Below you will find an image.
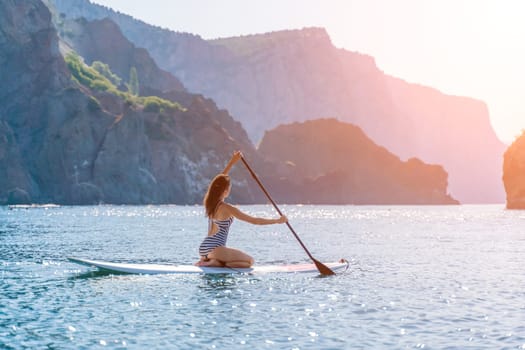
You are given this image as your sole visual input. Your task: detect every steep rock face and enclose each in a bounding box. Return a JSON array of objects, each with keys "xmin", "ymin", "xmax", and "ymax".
[
  {"xmin": 0, "ymin": 121, "xmax": 33, "ymax": 204},
  {"xmin": 53, "ymin": 16, "xmax": 255, "ymax": 170},
  {"xmin": 48, "ymin": 0, "xmax": 232, "ymax": 83},
  {"xmin": 57, "ymin": 16, "xmax": 259, "ymax": 203},
  {"xmin": 503, "ymin": 132, "xmax": 525, "ymax": 209},
  {"xmin": 258, "ymin": 119, "xmax": 458, "ymax": 204},
  {"xmin": 0, "ymin": 0, "xmax": 70, "ymax": 203},
  {"xmin": 384, "ymin": 76, "xmax": 506, "ymax": 203},
  {"xmin": 48, "ymin": 0, "xmax": 506, "ymax": 204},
  {"xmin": 211, "ymin": 35, "xmax": 505, "ymax": 204},
  {"xmin": 58, "ymin": 17, "xmax": 186, "ymax": 95},
  {"xmin": 0, "ymin": 0, "xmax": 259, "ymax": 205}
]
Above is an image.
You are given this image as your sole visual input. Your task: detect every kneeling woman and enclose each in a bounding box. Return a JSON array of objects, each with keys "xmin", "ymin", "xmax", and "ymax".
[{"xmin": 197, "ymin": 151, "xmax": 287, "ymax": 268}]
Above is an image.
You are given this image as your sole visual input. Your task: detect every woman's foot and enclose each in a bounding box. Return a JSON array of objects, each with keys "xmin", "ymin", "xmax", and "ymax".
[{"xmin": 195, "ymin": 258, "xmax": 224, "ymax": 267}]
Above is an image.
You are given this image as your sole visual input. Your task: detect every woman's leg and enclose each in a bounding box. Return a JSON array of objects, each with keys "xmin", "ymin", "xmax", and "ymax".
[{"xmin": 207, "ymin": 246, "xmax": 254, "ymax": 268}]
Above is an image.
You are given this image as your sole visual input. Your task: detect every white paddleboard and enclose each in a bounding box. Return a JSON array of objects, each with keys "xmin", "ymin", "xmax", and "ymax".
[{"xmin": 68, "ymin": 257, "xmax": 348, "ymax": 275}]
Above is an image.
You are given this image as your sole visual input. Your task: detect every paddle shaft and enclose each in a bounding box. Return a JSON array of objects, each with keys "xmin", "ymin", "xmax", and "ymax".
[{"xmin": 240, "ymin": 156, "xmax": 335, "ymax": 275}]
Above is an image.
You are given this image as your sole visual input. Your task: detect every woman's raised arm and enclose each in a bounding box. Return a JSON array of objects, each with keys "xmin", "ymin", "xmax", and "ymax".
[{"xmin": 221, "ymin": 151, "xmax": 242, "ymax": 175}]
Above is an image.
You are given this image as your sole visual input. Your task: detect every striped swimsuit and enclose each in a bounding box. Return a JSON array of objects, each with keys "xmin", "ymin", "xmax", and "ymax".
[{"xmin": 199, "ymin": 217, "xmax": 234, "ymax": 257}]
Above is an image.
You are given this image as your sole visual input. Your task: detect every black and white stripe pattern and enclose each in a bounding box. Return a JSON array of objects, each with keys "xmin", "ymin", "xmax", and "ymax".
[{"xmin": 199, "ymin": 217, "xmax": 234, "ymax": 256}]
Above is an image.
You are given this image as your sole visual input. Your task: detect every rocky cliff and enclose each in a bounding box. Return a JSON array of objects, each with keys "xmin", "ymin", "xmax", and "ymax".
[
  {"xmin": 0, "ymin": 0, "xmax": 69, "ymax": 203},
  {"xmin": 258, "ymin": 119, "xmax": 458, "ymax": 204},
  {"xmin": 57, "ymin": 17, "xmax": 186, "ymax": 96},
  {"xmin": 0, "ymin": 0, "xmax": 490, "ymax": 206},
  {"xmin": 53, "ymin": 16, "xmax": 254, "ymax": 154},
  {"xmin": 503, "ymin": 132, "xmax": 525, "ymax": 209},
  {"xmin": 48, "ymin": 0, "xmax": 507, "ymax": 204},
  {"xmin": 46, "ymin": 14, "xmax": 459, "ymax": 205},
  {"xmin": 0, "ymin": 0, "xmax": 259, "ymax": 205},
  {"xmin": 384, "ymin": 76, "xmax": 506, "ymax": 203}
]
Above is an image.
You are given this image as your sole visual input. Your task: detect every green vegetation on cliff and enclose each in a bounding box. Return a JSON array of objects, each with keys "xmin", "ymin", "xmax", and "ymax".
[
  {"xmin": 66, "ymin": 51, "xmax": 117, "ymax": 93},
  {"xmin": 64, "ymin": 52, "xmax": 184, "ymax": 113},
  {"xmin": 92, "ymin": 61, "xmax": 122, "ymax": 86}
]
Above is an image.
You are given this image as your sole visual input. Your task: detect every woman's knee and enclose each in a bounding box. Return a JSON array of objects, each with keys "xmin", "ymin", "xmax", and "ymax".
[
  {"xmin": 236, "ymin": 250, "xmax": 254, "ymax": 264},
  {"xmin": 241, "ymin": 254, "xmax": 254, "ymax": 266}
]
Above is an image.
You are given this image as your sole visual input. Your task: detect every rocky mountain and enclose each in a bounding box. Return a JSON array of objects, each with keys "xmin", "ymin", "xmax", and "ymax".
[
  {"xmin": 0, "ymin": 0, "xmax": 466, "ymax": 206},
  {"xmin": 54, "ymin": 16, "xmax": 254, "ymax": 154},
  {"xmin": 56, "ymin": 17, "xmax": 186, "ymax": 97},
  {"xmin": 48, "ymin": 13, "xmax": 460, "ymax": 205},
  {"xmin": 48, "ymin": 0, "xmax": 507, "ymax": 204},
  {"xmin": 0, "ymin": 0, "xmax": 260, "ymax": 205},
  {"xmin": 503, "ymin": 132, "xmax": 525, "ymax": 209},
  {"xmin": 258, "ymin": 119, "xmax": 458, "ymax": 204},
  {"xmin": 384, "ymin": 76, "xmax": 506, "ymax": 203}
]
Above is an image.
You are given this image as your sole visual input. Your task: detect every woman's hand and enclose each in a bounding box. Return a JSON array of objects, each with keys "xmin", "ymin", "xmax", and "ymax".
[
  {"xmin": 222, "ymin": 151, "xmax": 243, "ymax": 175},
  {"xmin": 231, "ymin": 150, "xmax": 242, "ymax": 163}
]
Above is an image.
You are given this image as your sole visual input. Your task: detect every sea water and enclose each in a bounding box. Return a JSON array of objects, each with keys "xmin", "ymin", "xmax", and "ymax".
[{"xmin": 1, "ymin": 204, "xmax": 524, "ymax": 349}]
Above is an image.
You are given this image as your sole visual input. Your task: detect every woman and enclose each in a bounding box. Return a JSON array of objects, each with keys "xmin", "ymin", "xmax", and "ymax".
[{"xmin": 196, "ymin": 151, "xmax": 287, "ymax": 268}]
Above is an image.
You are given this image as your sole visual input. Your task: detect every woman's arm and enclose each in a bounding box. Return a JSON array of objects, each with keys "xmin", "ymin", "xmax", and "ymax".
[
  {"xmin": 224, "ymin": 203, "xmax": 287, "ymax": 225},
  {"xmin": 222, "ymin": 151, "xmax": 242, "ymax": 175}
]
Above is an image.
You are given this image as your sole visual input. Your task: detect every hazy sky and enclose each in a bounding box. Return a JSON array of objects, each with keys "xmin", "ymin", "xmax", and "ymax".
[{"xmin": 91, "ymin": 0, "xmax": 525, "ymax": 144}]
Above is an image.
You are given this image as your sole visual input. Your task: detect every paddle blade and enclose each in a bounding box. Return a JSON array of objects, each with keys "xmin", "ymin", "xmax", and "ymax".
[{"xmin": 314, "ymin": 259, "xmax": 336, "ymax": 276}]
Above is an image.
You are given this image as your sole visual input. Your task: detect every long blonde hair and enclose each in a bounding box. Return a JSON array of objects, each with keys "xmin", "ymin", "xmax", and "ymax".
[{"xmin": 203, "ymin": 174, "xmax": 230, "ymax": 217}]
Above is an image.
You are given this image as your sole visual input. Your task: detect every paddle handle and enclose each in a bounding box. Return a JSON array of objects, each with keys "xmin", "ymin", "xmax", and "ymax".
[{"xmin": 240, "ymin": 156, "xmax": 335, "ymax": 276}]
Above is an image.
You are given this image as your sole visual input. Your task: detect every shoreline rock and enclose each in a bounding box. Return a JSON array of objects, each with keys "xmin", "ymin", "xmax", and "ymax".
[{"xmin": 503, "ymin": 132, "xmax": 525, "ymax": 209}]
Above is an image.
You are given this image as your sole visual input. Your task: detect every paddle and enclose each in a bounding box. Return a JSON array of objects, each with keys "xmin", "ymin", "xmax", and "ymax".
[{"xmin": 240, "ymin": 156, "xmax": 335, "ymax": 276}]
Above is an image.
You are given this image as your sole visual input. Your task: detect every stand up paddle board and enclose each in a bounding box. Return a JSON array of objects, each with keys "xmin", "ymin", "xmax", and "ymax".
[{"xmin": 68, "ymin": 257, "xmax": 349, "ymax": 275}]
